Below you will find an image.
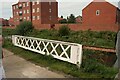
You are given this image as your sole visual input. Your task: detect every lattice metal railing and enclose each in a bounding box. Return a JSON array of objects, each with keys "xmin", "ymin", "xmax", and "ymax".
[{"xmin": 12, "ymin": 35, "xmax": 83, "ymax": 67}]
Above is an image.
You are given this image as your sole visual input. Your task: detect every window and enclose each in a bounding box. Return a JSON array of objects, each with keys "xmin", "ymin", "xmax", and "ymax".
[
  {"xmin": 49, "ymin": 1, "xmax": 51, "ymax": 5},
  {"xmin": 16, "ymin": 5, "xmax": 18, "ymax": 9},
  {"xmin": 24, "ymin": 17, "xmax": 26, "ymax": 20},
  {"xmin": 13, "ymin": 6, "xmax": 15, "ymax": 10},
  {"xmin": 33, "ymin": 1, "xmax": 35, "ymax": 5},
  {"xmin": 37, "ymin": 16, "xmax": 40, "ymax": 20},
  {"xmin": 96, "ymin": 10, "xmax": 100, "ymax": 16},
  {"xmin": 49, "ymin": 16, "xmax": 51, "ymax": 20},
  {"xmin": 27, "ymin": 2, "xmax": 29, "ymax": 6},
  {"xmin": 37, "ymin": 8, "xmax": 39, "ymax": 12},
  {"xmin": 33, "ymin": 9, "xmax": 35, "ymax": 13},
  {"xmin": 16, "ymin": 12, "xmax": 18, "ymax": 15},
  {"xmin": 27, "ymin": 17, "xmax": 30, "ymax": 20},
  {"xmin": 27, "ymin": 10, "xmax": 29, "ymax": 13},
  {"xmin": 37, "ymin": 1, "xmax": 39, "ymax": 4},
  {"xmin": 24, "ymin": 10, "xmax": 26, "ymax": 14},
  {"xmin": 19, "ymin": 11, "xmax": 22, "ymax": 16},
  {"xmin": 20, "ymin": 17, "xmax": 23, "ymax": 22},
  {"xmin": 33, "ymin": 16, "xmax": 35, "ymax": 20},
  {"xmin": 23, "ymin": 3, "xmax": 26, "ymax": 7},
  {"xmin": 49, "ymin": 9, "xmax": 51, "ymax": 13},
  {"xmin": 19, "ymin": 11, "xmax": 22, "ymax": 14},
  {"xmin": 19, "ymin": 4, "xmax": 22, "ymax": 7}
]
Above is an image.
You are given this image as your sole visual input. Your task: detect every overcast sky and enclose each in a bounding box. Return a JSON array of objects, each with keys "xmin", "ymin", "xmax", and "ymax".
[{"xmin": 0, "ymin": 0, "xmax": 119, "ymax": 19}]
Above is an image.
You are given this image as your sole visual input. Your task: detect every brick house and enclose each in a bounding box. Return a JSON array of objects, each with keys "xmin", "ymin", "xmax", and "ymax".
[
  {"xmin": 82, "ymin": 0, "xmax": 120, "ymax": 30},
  {"xmin": 76, "ymin": 16, "xmax": 82, "ymax": 23},
  {"xmin": 0, "ymin": 18, "xmax": 9, "ymax": 26},
  {"xmin": 12, "ymin": 0, "xmax": 58, "ymax": 29},
  {"xmin": 9, "ymin": 17, "xmax": 14, "ymax": 26}
]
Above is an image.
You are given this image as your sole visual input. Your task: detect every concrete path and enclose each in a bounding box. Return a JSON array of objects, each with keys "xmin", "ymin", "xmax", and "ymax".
[{"xmin": 2, "ymin": 49, "xmax": 65, "ymax": 78}]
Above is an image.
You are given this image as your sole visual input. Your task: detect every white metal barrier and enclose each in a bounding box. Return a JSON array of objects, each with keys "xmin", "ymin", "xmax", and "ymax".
[{"xmin": 12, "ymin": 35, "xmax": 83, "ymax": 67}]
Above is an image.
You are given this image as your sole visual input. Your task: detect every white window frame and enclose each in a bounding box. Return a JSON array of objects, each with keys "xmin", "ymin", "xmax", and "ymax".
[
  {"xmin": 96, "ymin": 10, "xmax": 100, "ymax": 16},
  {"xmin": 13, "ymin": 6, "xmax": 15, "ymax": 10},
  {"xmin": 20, "ymin": 17, "xmax": 22, "ymax": 20},
  {"xmin": 49, "ymin": 1, "xmax": 51, "ymax": 5},
  {"xmin": 33, "ymin": 9, "xmax": 35, "ymax": 13},
  {"xmin": 37, "ymin": 1, "xmax": 39, "ymax": 4},
  {"xmin": 37, "ymin": 16, "xmax": 40, "ymax": 20},
  {"xmin": 49, "ymin": 16, "xmax": 52, "ymax": 20},
  {"xmin": 33, "ymin": 1, "xmax": 35, "ymax": 5},
  {"xmin": 16, "ymin": 12, "xmax": 18, "ymax": 15},
  {"xmin": 19, "ymin": 11, "xmax": 22, "ymax": 14},
  {"xmin": 27, "ymin": 17, "xmax": 30, "ymax": 20},
  {"xmin": 19, "ymin": 4, "xmax": 22, "ymax": 7},
  {"xmin": 27, "ymin": 2, "xmax": 29, "ymax": 6},
  {"xmin": 23, "ymin": 10, "xmax": 26, "ymax": 14},
  {"xmin": 27, "ymin": 10, "xmax": 29, "ymax": 13},
  {"xmin": 49, "ymin": 9, "xmax": 51, "ymax": 13},
  {"xmin": 37, "ymin": 8, "xmax": 39, "ymax": 12},
  {"xmin": 24, "ymin": 17, "xmax": 26, "ymax": 20},
  {"xmin": 16, "ymin": 5, "xmax": 18, "ymax": 9},
  {"xmin": 33, "ymin": 16, "xmax": 35, "ymax": 20},
  {"xmin": 23, "ymin": 3, "xmax": 26, "ymax": 7}
]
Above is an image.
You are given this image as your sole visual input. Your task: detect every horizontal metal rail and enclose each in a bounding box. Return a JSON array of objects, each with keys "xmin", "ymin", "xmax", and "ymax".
[{"xmin": 12, "ymin": 35, "xmax": 83, "ymax": 67}]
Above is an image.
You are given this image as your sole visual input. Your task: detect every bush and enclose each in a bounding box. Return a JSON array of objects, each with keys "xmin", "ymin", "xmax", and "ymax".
[
  {"xmin": 59, "ymin": 19, "xmax": 67, "ymax": 24},
  {"xmin": 58, "ymin": 25, "xmax": 70, "ymax": 36},
  {"xmin": 15, "ymin": 21, "xmax": 33, "ymax": 36}
]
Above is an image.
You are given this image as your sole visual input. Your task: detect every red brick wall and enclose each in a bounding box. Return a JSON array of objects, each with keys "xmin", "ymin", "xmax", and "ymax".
[
  {"xmin": 34, "ymin": 24, "xmax": 119, "ymax": 32},
  {"xmin": 82, "ymin": 2, "xmax": 117, "ymax": 25},
  {"xmin": 3, "ymin": 24, "xmax": 119, "ymax": 32}
]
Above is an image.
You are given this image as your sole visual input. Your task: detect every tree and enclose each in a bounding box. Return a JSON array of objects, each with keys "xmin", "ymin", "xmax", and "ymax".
[
  {"xmin": 15, "ymin": 21, "xmax": 33, "ymax": 36},
  {"xmin": 61, "ymin": 16, "xmax": 63, "ymax": 18},
  {"xmin": 67, "ymin": 14, "xmax": 76, "ymax": 23},
  {"xmin": 59, "ymin": 19, "xmax": 67, "ymax": 24}
]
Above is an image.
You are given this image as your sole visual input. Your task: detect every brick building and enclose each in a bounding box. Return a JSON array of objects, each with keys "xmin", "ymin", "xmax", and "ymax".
[
  {"xmin": 12, "ymin": 0, "xmax": 58, "ymax": 29},
  {"xmin": 0, "ymin": 18, "xmax": 9, "ymax": 26},
  {"xmin": 82, "ymin": 0, "xmax": 120, "ymax": 30},
  {"xmin": 9, "ymin": 17, "xmax": 14, "ymax": 26}
]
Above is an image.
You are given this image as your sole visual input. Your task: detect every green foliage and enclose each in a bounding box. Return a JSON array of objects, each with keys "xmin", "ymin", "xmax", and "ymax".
[
  {"xmin": 3, "ymin": 39, "xmax": 118, "ymax": 78},
  {"xmin": 60, "ymin": 16, "xmax": 63, "ymax": 18},
  {"xmin": 2, "ymin": 28, "xmax": 15, "ymax": 37},
  {"xmin": 3, "ymin": 28, "xmax": 116, "ymax": 48},
  {"xmin": 58, "ymin": 25, "xmax": 70, "ymax": 36},
  {"xmin": 67, "ymin": 14, "xmax": 76, "ymax": 23},
  {"xmin": 59, "ymin": 19, "xmax": 67, "ymax": 24},
  {"xmin": 15, "ymin": 21, "xmax": 33, "ymax": 36}
]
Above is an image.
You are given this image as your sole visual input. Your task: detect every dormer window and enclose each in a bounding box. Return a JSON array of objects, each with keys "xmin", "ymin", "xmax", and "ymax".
[{"xmin": 96, "ymin": 10, "xmax": 100, "ymax": 16}]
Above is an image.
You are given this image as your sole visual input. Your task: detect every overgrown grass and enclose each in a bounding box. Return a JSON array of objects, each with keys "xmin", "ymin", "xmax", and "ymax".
[
  {"xmin": 3, "ymin": 39, "xmax": 118, "ymax": 78},
  {"xmin": 3, "ymin": 28, "xmax": 116, "ymax": 48}
]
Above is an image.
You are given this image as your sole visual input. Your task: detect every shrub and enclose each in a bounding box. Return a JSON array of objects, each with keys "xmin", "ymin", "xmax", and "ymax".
[
  {"xmin": 15, "ymin": 21, "xmax": 33, "ymax": 36},
  {"xmin": 59, "ymin": 19, "xmax": 67, "ymax": 24},
  {"xmin": 58, "ymin": 25, "xmax": 70, "ymax": 36}
]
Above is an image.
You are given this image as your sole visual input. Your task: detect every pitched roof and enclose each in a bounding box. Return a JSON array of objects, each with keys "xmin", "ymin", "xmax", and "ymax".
[{"xmin": 82, "ymin": 0, "xmax": 119, "ymax": 10}]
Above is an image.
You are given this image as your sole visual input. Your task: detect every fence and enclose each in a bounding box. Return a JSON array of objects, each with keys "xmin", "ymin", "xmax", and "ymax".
[{"xmin": 12, "ymin": 35, "xmax": 83, "ymax": 67}]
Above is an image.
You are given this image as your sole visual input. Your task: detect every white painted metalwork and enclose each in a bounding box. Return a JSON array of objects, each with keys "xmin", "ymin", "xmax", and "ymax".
[{"xmin": 12, "ymin": 35, "xmax": 83, "ymax": 67}]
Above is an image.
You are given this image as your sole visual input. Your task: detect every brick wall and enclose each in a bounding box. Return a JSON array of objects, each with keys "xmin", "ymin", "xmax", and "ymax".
[
  {"xmin": 3, "ymin": 24, "xmax": 119, "ymax": 32},
  {"xmin": 34, "ymin": 24, "xmax": 119, "ymax": 32},
  {"xmin": 82, "ymin": 2, "xmax": 117, "ymax": 25}
]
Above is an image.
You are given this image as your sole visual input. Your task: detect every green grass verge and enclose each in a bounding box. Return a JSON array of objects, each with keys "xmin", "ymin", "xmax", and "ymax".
[
  {"xmin": 2, "ymin": 28, "xmax": 116, "ymax": 48},
  {"xmin": 3, "ymin": 39, "xmax": 118, "ymax": 78}
]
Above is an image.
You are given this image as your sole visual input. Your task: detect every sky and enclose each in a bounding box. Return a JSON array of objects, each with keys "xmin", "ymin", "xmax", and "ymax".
[{"xmin": 0, "ymin": 0, "xmax": 119, "ymax": 19}]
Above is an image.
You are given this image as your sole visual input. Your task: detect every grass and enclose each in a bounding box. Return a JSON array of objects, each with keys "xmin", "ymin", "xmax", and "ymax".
[
  {"xmin": 3, "ymin": 38, "xmax": 118, "ymax": 78},
  {"xmin": 3, "ymin": 28, "xmax": 116, "ymax": 48}
]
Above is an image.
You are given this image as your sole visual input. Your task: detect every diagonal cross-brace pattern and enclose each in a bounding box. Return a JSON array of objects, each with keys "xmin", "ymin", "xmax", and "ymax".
[{"xmin": 12, "ymin": 35, "xmax": 83, "ymax": 67}]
